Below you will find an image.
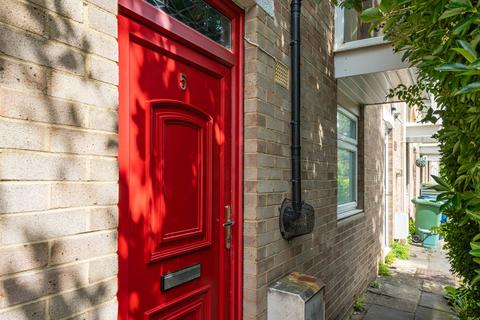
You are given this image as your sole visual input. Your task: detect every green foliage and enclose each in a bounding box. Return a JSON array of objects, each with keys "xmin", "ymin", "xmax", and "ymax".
[
  {"xmin": 353, "ymin": 295, "xmax": 366, "ymax": 312},
  {"xmin": 315, "ymin": 0, "xmax": 363, "ymax": 11},
  {"xmin": 391, "ymin": 241, "xmax": 410, "ymax": 260},
  {"xmin": 385, "ymin": 251, "xmax": 396, "ymax": 265},
  {"xmin": 370, "ymin": 280, "xmax": 380, "ymax": 289},
  {"xmin": 378, "ymin": 262, "xmax": 392, "ymax": 276},
  {"xmin": 353, "ymin": 0, "xmax": 480, "ymax": 316},
  {"xmin": 385, "ymin": 242, "xmax": 410, "ymax": 265},
  {"xmin": 409, "ymin": 219, "xmax": 416, "ymax": 238},
  {"xmin": 445, "ymin": 285, "xmax": 480, "ymax": 319},
  {"xmin": 416, "ymin": 156, "xmax": 427, "ymax": 168}
]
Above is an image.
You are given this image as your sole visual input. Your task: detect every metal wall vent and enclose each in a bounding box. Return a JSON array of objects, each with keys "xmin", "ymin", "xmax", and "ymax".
[{"xmin": 274, "ymin": 61, "xmax": 289, "ymax": 89}]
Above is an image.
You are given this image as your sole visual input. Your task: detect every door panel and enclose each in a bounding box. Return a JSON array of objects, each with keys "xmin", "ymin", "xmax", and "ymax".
[
  {"xmin": 149, "ymin": 103, "xmax": 213, "ymax": 262},
  {"xmin": 119, "ymin": 12, "xmax": 233, "ymax": 319},
  {"xmin": 144, "ymin": 286, "xmax": 211, "ymax": 320}
]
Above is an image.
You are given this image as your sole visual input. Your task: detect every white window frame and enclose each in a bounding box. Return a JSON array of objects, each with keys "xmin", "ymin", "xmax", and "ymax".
[
  {"xmin": 334, "ymin": 6, "xmax": 386, "ymax": 52},
  {"xmin": 337, "ymin": 106, "xmax": 359, "ymax": 220}
]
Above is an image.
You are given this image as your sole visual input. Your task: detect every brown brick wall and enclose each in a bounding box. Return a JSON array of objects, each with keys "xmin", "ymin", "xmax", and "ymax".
[
  {"xmin": 0, "ymin": 0, "xmax": 118, "ymax": 319},
  {"xmin": 241, "ymin": 1, "xmax": 386, "ymax": 319}
]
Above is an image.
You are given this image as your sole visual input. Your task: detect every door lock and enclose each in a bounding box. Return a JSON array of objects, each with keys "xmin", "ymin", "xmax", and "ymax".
[{"xmin": 223, "ymin": 205, "xmax": 234, "ymax": 249}]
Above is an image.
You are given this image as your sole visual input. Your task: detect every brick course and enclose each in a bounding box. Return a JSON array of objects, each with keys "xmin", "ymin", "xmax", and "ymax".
[{"xmin": 0, "ymin": 1, "xmax": 118, "ymax": 319}]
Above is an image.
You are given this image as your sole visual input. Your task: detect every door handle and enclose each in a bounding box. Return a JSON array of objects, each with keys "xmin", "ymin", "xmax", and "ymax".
[{"xmin": 223, "ymin": 205, "xmax": 234, "ymax": 249}]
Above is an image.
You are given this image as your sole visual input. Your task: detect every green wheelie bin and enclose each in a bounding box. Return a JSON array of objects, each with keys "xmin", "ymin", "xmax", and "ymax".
[{"xmin": 411, "ymin": 197, "xmax": 443, "ymax": 248}]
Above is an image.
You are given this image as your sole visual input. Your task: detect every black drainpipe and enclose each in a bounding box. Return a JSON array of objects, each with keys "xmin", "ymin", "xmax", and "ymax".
[{"xmin": 279, "ymin": 0, "xmax": 315, "ymax": 241}]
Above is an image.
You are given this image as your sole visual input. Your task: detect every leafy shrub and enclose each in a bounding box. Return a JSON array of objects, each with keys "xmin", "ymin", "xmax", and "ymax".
[
  {"xmin": 353, "ymin": 295, "xmax": 366, "ymax": 312},
  {"xmin": 385, "ymin": 252, "xmax": 396, "ymax": 265},
  {"xmin": 391, "ymin": 241, "xmax": 410, "ymax": 260},
  {"xmin": 445, "ymin": 285, "xmax": 480, "ymax": 320},
  {"xmin": 409, "ymin": 219, "xmax": 416, "ymax": 238},
  {"xmin": 378, "ymin": 262, "xmax": 391, "ymax": 276},
  {"xmin": 408, "ymin": 219, "xmax": 416, "ymax": 244}
]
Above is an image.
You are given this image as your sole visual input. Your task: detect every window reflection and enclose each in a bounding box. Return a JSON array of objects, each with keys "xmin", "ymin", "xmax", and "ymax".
[
  {"xmin": 344, "ymin": 0, "xmax": 383, "ymax": 42},
  {"xmin": 145, "ymin": 0, "xmax": 232, "ymax": 48}
]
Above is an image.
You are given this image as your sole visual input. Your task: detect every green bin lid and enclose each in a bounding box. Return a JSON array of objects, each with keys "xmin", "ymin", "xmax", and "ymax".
[{"xmin": 411, "ymin": 197, "xmax": 443, "ymax": 207}]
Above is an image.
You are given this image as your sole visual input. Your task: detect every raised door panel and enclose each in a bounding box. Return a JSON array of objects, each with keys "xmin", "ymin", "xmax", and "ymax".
[
  {"xmin": 149, "ymin": 102, "xmax": 213, "ymax": 263},
  {"xmin": 144, "ymin": 286, "xmax": 211, "ymax": 320}
]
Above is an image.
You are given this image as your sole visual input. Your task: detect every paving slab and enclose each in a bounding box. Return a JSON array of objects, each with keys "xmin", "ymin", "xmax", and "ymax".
[
  {"xmin": 414, "ymin": 306, "xmax": 459, "ymax": 320},
  {"xmin": 415, "ymin": 269, "xmax": 456, "ymax": 286},
  {"xmin": 374, "ymin": 282, "xmax": 421, "ymax": 303},
  {"xmin": 421, "ymin": 280, "xmax": 448, "ymax": 296},
  {"xmin": 386, "ymin": 271, "xmax": 424, "ymax": 288},
  {"xmin": 363, "ymin": 304, "xmax": 414, "ymax": 320},
  {"xmin": 419, "ymin": 292, "xmax": 455, "ymax": 314},
  {"xmin": 365, "ymin": 292, "xmax": 417, "ymax": 313},
  {"xmin": 351, "ymin": 242, "xmax": 459, "ymax": 320},
  {"xmin": 428, "ymin": 251, "xmax": 452, "ymax": 275}
]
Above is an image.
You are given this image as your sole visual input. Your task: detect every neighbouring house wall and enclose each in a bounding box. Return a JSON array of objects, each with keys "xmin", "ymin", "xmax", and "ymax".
[
  {"xmin": 363, "ymin": 105, "xmax": 387, "ymax": 254},
  {"xmin": 242, "ymin": 1, "xmax": 384, "ymax": 319},
  {"xmin": 388, "ymin": 103, "xmax": 407, "ymax": 242},
  {"xmin": 407, "ymin": 143, "xmax": 421, "ymax": 218},
  {"xmin": 0, "ymin": 1, "xmax": 119, "ymax": 319},
  {"xmin": 384, "ymin": 103, "xmax": 407, "ymax": 243}
]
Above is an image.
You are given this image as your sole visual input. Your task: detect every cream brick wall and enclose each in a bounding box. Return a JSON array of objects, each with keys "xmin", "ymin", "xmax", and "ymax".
[{"xmin": 0, "ymin": 1, "xmax": 118, "ymax": 319}]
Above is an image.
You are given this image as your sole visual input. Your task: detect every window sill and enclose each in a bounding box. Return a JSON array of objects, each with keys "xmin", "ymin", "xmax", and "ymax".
[{"xmin": 337, "ymin": 209, "xmax": 364, "ymax": 221}]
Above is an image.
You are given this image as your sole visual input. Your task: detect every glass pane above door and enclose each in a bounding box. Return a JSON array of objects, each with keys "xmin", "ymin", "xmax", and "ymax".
[{"xmin": 144, "ymin": 0, "xmax": 232, "ymax": 48}]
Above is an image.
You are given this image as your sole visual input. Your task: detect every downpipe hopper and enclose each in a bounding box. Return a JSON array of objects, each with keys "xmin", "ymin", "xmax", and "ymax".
[
  {"xmin": 280, "ymin": 199, "xmax": 315, "ymax": 241},
  {"xmin": 279, "ymin": 0, "xmax": 315, "ymax": 241}
]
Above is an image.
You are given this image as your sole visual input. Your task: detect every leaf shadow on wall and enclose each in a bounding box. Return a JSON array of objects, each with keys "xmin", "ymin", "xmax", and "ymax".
[{"xmin": 0, "ymin": 0, "xmax": 118, "ymax": 319}]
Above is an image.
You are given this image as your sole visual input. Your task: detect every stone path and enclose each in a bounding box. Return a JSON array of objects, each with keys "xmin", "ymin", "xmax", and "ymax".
[{"xmin": 352, "ymin": 244, "xmax": 459, "ymax": 320}]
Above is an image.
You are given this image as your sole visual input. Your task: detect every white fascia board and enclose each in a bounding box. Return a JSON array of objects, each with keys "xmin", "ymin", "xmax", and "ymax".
[
  {"xmin": 335, "ymin": 42, "xmax": 410, "ymax": 78},
  {"xmin": 419, "ymin": 144, "xmax": 440, "ymax": 155}
]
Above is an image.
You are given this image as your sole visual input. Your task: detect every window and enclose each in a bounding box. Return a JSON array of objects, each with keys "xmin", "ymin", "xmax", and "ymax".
[
  {"xmin": 337, "ymin": 107, "xmax": 358, "ymax": 219},
  {"xmin": 144, "ymin": 0, "xmax": 232, "ymax": 48},
  {"xmin": 334, "ymin": 1, "xmax": 384, "ymax": 50},
  {"xmin": 343, "ymin": 3, "xmax": 383, "ymax": 43}
]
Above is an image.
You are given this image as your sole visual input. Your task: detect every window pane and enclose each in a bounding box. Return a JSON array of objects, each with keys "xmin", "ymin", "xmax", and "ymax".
[
  {"xmin": 145, "ymin": 0, "xmax": 232, "ymax": 48},
  {"xmin": 337, "ymin": 111, "xmax": 356, "ymax": 140},
  {"xmin": 337, "ymin": 148, "xmax": 355, "ymax": 205},
  {"xmin": 343, "ymin": 1, "xmax": 383, "ymax": 42}
]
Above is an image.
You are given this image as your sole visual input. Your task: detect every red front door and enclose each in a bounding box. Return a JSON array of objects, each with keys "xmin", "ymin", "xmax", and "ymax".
[{"xmin": 118, "ymin": 1, "xmax": 243, "ymax": 319}]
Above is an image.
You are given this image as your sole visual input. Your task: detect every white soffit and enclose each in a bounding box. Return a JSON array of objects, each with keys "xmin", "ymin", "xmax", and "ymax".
[
  {"xmin": 337, "ymin": 68, "xmax": 419, "ymax": 105},
  {"xmin": 406, "ymin": 123, "xmax": 441, "ymax": 143},
  {"xmin": 334, "ymin": 39, "xmax": 431, "ymax": 106}
]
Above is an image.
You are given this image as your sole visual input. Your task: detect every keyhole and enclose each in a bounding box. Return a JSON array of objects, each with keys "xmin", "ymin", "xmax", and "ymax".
[{"xmin": 179, "ymin": 73, "xmax": 187, "ymax": 91}]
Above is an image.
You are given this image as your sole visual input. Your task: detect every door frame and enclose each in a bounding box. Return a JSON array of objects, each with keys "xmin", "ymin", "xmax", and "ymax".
[{"xmin": 117, "ymin": 1, "xmax": 244, "ymax": 319}]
